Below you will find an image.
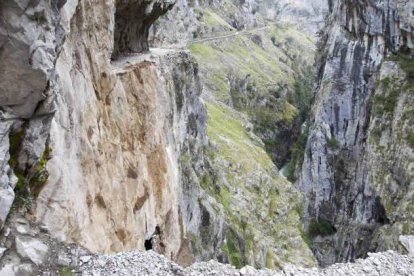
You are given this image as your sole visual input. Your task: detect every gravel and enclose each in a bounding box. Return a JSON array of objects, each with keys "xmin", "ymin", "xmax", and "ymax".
[{"xmin": 79, "ymin": 250, "xmax": 414, "ymax": 276}]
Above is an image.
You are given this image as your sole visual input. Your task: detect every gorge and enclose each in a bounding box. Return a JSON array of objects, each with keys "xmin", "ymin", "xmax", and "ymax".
[{"xmin": 0, "ymin": 0, "xmax": 413, "ymax": 275}]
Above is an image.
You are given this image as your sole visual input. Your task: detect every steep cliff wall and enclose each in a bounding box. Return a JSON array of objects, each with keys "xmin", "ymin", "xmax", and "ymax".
[
  {"xmin": 299, "ymin": 0, "xmax": 414, "ymax": 266},
  {"xmin": 0, "ymin": 0, "xmax": 221, "ymax": 266}
]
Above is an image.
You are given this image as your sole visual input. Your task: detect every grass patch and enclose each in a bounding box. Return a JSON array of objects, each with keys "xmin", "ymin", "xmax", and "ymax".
[
  {"xmin": 393, "ymin": 53, "xmax": 414, "ymax": 89},
  {"xmin": 59, "ymin": 267, "xmax": 73, "ymax": 276},
  {"xmin": 221, "ymin": 230, "xmax": 243, "ymax": 268},
  {"xmin": 407, "ymin": 132, "xmax": 414, "ymax": 148},
  {"xmin": 373, "ymin": 89, "xmax": 398, "ymax": 114},
  {"xmin": 206, "ymin": 102, "xmax": 274, "ymax": 172},
  {"xmin": 371, "ymin": 127, "xmax": 383, "ymax": 143},
  {"xmin": 188, "ymin": 43, "xmax": 217, "ymax": 61},
  {"xmin": 30, "ymin": 146, "xmax": 51, "ymax": 198}
]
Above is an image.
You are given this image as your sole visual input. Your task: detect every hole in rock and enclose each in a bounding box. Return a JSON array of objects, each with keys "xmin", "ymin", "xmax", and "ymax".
[
  {"xmin": 144, "ymin": 226, "xmax": 162, "ymax": 250},
  {"xmin": 144, "ymin": 238, "xmax": 153, "ymax": 250},
  {"xmin": 112, "ymin": 0, "xmax": 175, "ymax": 60},
  {"xmin": 374, "ymin": 196, "xmax": 390, "ymax": 225}
]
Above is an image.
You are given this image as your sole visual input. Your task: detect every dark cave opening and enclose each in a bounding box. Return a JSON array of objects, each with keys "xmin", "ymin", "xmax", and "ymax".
[
  {"xmin": 144, "ymin": 238, "xmax": 153, "ymax": 250},
  {"xmin": 112, "ymin": 0, "xmax": 175, "ymax": 60},
  {"xmin": 144, "ymin": 226, "xmax": 162, "ymax": 251}
]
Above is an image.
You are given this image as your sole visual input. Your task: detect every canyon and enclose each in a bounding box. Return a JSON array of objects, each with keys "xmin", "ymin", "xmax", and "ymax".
[{"xmin": 0, "ymin": 0, "xmax": 413, "ymax": 274}]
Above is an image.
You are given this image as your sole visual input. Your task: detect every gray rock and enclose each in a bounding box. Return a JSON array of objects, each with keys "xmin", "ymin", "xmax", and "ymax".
[
  {"xmin": 15, "ymin": 236, "xmax": 49, "ymax": 265},
  {"xmin": 0, "ymin": 187, "xmax": 15, "ymax": 229},
  {"xmin": 399, "ymin": 236, "xmax": 414, "ymax": 256},
  {"xmin": 80, "ymin": 255, "xmax": 92, "ymax": 263},
  {"xmin": 15, "ymin": 263, "xmax": 33, "ymax": 275},
  {"xmin": 0, "ymin": 264, "xmax": 16, "ymax": 276},
  {"xmin": 15, "ymin": 225, "xmax": 29, "ymax": 235},
  {"xmin": 0, "ymin": 247, "xmax": 7, "ymax": 259}
]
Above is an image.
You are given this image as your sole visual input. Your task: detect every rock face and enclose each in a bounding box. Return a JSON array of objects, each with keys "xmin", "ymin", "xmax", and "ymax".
[
  {"xmin": 112, "ymin": 0, "xmax": 175, "ymax": 58},
  {"xmin": 0, "ymin": 0, "xmax": 216, "ymax": 266},
  {"xmin": 0, "ymin": 0, "xmax": 75, "ymax": 230},
  {"xmin": 34, "ymin": 0, "xmax": 212, "ymax": 263},
  {"xmin": 299, "ymin": 0, "xmax": 414, "ymax": 266}
]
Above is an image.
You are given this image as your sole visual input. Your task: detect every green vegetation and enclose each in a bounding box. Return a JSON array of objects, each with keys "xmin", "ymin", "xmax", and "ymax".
[
  {"xmin": 206, "ymin": 102, "xmax": 275, "ymax": 171},
  {"xmin": 407, "ymin": 131, "xmax": 414, "ymax": 148},
  {"xmin": 202, "ymin": 9, "xmax": 235, "ymax": 29},
  {"xmin": 374, "ymin": 88, "xmax": 399, "ymax": 114},
  {"xmin": 393, "ymin": 53, "xmax": 414, "ymax": 90},
  {"xmin": 286, "ymin": 129, "xmax": 308, "ymax": 182},
  {"xmin": 382, "ymin": 77, "xmax": 391, "ymax": 90},
  {"xmin": 221, "ymin": 230, "xmax": 243, "ymax": 268},
  {"xmin": 327, "ymin": 137, "xmax": 339, "ymax": 149},
  {"xmin": 30, "ymin": 146, "xmax": 52, "ymax": 198},
  {"xmin": 371, "ymin": 127, "xmax": 383, "ymax": 143},
  {"xmin": 59, "ymin": 267, "xmax": 73, "ymax": 276},
  {"xmin": 8, "ymin": 125, "xmax": 51, "ymax": 210},
  {"xmin": 308, "ymin": 218, "xmax": 335, "ymax": 238},
  {"xmin": 188, "ymin": 8, "xmax": 317, "ymax": 267},
  {"xmin": 8, "ymin": 128, "xmax": 26, "ymax": 191},
  {"xmin": 300, "ymin": 227, "xmax": 312, "ymax": 248}
]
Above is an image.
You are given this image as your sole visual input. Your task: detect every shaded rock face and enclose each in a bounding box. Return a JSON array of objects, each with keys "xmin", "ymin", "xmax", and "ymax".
[
  {"xmin": 299, "ymin": 0, "xmax": 414, "ymax": 266},
  {"xmin": 0, "ymin": 0, "xmax": 75, "ymax": 229},
  {"xmin": 112, "ymin": 0, "xmax": 175, "ymax": 58}
]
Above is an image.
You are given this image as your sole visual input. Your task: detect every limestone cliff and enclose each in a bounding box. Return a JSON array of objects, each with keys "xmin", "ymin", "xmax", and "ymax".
[
  {"xmin": 0, "ymin": 0, "xmax": 215, "ymax": 267},
  {"xmin": 299, "ymin": 0, "xmax": 414, "ymax": 266},
  {"xmin": 0, "ymin": 0, "xmax": 316, "ymax": 270}
]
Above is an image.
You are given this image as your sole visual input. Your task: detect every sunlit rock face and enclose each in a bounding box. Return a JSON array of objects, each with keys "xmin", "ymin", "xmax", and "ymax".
[
  {"xmin": 0, "ymin": 0, "xmax": 216, "ymax": 264},
  {"xmin": 299, "ymin": 0, "xmax": 414, "ymax": 266}
]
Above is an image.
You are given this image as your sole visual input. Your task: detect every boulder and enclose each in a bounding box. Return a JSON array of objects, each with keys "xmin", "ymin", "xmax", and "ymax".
[
  {"xmin": 15, "ymin": 236, "xmax": 49, "ymax": 265},
  {"xmin": 399, "ymin": 235, "xmax": 414, "ymax": 256},
  {"xmin": 0, "ymin": 187, "xmax": 15, "ymax": 229}
]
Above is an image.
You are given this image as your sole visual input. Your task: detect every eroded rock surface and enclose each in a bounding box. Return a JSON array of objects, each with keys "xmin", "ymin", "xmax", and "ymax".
[{"xmin": 299, "ymin": 0, "xmax": 414, "ymax": 266}]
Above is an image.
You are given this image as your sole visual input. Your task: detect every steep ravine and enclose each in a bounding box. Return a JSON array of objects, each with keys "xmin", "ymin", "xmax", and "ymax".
[
  {"xmin": 0, "ymin": 0, "xmax": 316, "ymax": 272},
  {"xmin": 1, "ymin": 0, "xmax": 414, "ymax": 274},
  {"xmin": 299, "ymin": 0, "xmax": 414, "ymax": 266}
]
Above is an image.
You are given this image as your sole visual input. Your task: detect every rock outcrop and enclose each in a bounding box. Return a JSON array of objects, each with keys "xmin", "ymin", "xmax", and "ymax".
[
  {"xmin": 299, "ymin": 0, "xmax": 414, "ymax": 266},
  {"xmin": 0, "ymin": 0, "xmax": 75, "ymax": 230}
]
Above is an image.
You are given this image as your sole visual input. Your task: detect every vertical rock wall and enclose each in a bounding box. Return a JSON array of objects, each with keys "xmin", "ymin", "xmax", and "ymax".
[
  {"xmin": 299, "ymin": 0, "xmax": 414, "ymax": 266},
  {"xmin": 0, "ymin": 0, "xmax": 223, "ymax": 266}
]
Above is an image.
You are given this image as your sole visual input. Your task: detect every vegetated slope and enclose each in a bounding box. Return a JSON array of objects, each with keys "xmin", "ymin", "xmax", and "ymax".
[{"xmin": 151, "ymin": 0, "xmax": 329, "ymax": 268}]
